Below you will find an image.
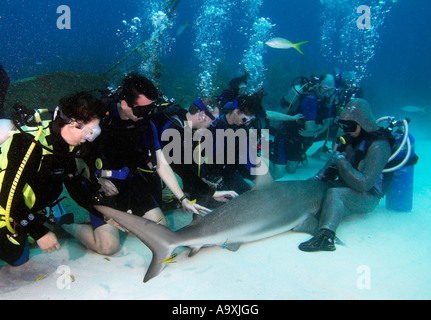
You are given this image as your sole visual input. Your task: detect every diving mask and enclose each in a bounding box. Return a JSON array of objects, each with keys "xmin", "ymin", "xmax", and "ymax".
[
  {"xmin": 337, "ymin": 120, "xmax": 358, "ymax": 133},
  {"xmin": 54, "ymin": 106, "xmax": 102, "ymax": 142},
  {"xmin": 193, "ymin": 98, "xmax": 216, "ymax": 120},
  {"xmin": 83, "ymin": 124, "xmax": 102, "ymax": 142},
  {"xmin": 132, "ymin": 102, "xmax": 157, "ymax": 118}
]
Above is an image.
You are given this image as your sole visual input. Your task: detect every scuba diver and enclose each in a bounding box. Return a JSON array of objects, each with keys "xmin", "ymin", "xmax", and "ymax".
[
  {"xmin": 202, "ymin": 91, "xmax": 267, "ymax": 195},
  {"xmin": 154, "ymin": 96, "xmax": 238, "ymax": 208},
  {"xmin": 217, "ymin": 72, "xmax": 249, "ymax": 108},
  {"xmin": 298, "ymin": 98, "xmax": 394, "ymax": 252},
  {"xmin": 0, "ymin": 92, "xmax": 105, "ymax": 266},
  {"xmin": 0, "ymin": 63, "xmax": 10, "ymax": 118},
  {"xmin": 63, "ymin": 72, "xmax": 211, "ymax": 255},
  {"xmin": 271, "ymin": 73, "xmax": 342, "ymax": 178}
]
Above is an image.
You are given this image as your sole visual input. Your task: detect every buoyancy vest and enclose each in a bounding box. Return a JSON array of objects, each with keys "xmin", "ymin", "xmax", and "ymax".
[
  {"xmin": 0, "ymin": 121, "xmax": 76, "ymax": 235},
  {"xmin": 347, "ymin": 128, "xmax": 396, "ymax": 197}
]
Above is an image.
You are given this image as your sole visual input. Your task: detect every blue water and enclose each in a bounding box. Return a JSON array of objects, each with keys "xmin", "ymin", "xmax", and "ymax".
[
  {"xmin": 1, "ymin": 0, "xmax": 431, "ymax": 299},
  {"xmin": 1, "ymin": 0, "xmax": 430, "ymax": 131}
]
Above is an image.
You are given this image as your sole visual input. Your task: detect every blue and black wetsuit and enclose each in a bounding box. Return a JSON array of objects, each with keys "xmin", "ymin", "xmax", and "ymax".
[
  {"xmin": 87, "ymin": 102, "xmax": 162, "ymax": 229},
  {"xmin": 272, "ymin": 95, "xmax": 335, "ymax": 164},
  {"xmin": 203, "ymin": 112, "xmax": 253, "ymax": 195},
  {"xmin": 155, "ymin": 107, "xmax": 217, "ymax": 201}
]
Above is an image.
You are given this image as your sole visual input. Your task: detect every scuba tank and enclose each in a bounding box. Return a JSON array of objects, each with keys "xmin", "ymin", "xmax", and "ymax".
[
  {"xmin": 376, "ymin": 117, "xmax": 418, "ymax": 212},
  {"xmin": 385, "ymin": 134, "xmax": 416, "ymax": 212}
]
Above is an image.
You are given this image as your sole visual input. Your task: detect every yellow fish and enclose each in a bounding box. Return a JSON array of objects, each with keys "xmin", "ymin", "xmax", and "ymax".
[
  {"xmin": 265, "ymin": 37, "xmax": 309, "ymax": 55},
  {"xmin": 161, "ymin": 253, "xmax": 177, "ymax": 264},
  {"xmin": 36, "ymin": 275, "xmax": 47, "ymax": 282}
]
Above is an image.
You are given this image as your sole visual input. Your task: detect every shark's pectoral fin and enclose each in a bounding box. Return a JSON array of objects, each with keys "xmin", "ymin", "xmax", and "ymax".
[{"xmin": 252, "ymin": 169, "xmax": 275, "ymax": 191}]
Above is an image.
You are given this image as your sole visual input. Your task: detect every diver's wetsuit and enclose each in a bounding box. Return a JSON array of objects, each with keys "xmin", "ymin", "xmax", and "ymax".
[
  {"xmin": 205, "ymin": 112, "xmax": 253, "ymax": 195},
  {"xmin": 299, "ymin": 99, "xmax": 393, "ymax": 252},
  {"xmin": 0, "ymin": 64, "xmax": 10, "ymax": 118},
  {"xmin": 86, "ymin": 102, "xmax": 162, "ymax": 229},
  {"xmin": 155, "ymin": 106, "xmax": 217, "ymax": 202},
  {"xmin": 318, "ymin": 135, "xmax": 391, "ymax": 232},
  {"xmin": 273, "ymin": 95, "xmax": 335, "ymax": 165}
]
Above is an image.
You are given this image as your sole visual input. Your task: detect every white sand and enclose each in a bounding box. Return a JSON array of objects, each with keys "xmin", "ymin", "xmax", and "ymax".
[{"xmin": 1, "ymin": 140, "xmax": 430, "ymax": 300}]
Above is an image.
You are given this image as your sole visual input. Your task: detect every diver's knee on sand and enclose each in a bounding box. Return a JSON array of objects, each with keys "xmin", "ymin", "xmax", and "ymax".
[{"xmin": 271, "ymin": 164, "xmax": 286, "ymax": 179}]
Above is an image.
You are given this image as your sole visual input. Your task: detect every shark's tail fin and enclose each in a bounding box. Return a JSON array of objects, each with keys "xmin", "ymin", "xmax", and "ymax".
[
  {"xmin": 94, "ymin": 206, "xmax": 179, "ymax": 283},
  {"xmin": 143, "ymin": 239, "xmax": 176, "ymax": 283},
  {"xmin": 293, "ymin": 41, "xmax": 309, "ymax": 55}
]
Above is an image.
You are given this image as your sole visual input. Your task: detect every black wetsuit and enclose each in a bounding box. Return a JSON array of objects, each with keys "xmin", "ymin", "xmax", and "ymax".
[
  {"xmin": 155, "ymin": 106, "xmax": 217, "ymax": 203},
  {"xmin": 86, "ymin": 102, "xmax": 162, "ymax": 228}
]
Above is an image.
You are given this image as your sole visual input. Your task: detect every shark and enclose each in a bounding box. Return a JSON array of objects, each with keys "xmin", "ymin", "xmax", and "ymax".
[{"xmin": 95, "ymin": 175, "xmax": 328, "ymax": 282}]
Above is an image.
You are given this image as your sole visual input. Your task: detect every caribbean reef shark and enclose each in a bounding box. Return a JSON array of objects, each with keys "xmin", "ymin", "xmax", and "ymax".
[{"xmin": 95, "ymin": 175, "xmax": 328, "ymax": 282}]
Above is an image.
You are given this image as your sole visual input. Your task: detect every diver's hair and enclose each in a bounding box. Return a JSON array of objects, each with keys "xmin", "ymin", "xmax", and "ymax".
[
  {"xmin": 318, "ymin": 74, "xmax": 330, "ymax": 84},
  {"xmin": 59, "ymin": 91, "xmax": 105, "ymax": 126},
  {"xmin": 188, "ymin": 97, "xmax": 218, "ymax": 115},
  {"xmin": 228, "ymin": 72, "xmax": 249, "ymax": 96},
  {"xmin": 119, "ymin": 72, "xmax": 159, "ymax": 107},
  {"xmin": 237, "ymin": 90, "xmax": 264, "ymax": 116}
]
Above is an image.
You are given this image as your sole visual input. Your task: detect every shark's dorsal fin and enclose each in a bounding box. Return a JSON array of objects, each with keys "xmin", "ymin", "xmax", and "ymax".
[{"xmin": 252, "ymin": 171, "xmax": 276, "ymax": 190}]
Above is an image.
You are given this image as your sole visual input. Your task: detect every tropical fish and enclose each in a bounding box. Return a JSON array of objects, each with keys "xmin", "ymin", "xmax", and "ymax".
[
  {"xmin": 176, "ymin": 20, "xmax": 190, "ymax": 36},
  {"xmin": 265, "ymin": 37, "xmax": 309, "ymax": 55},
  {"xmin": 35, "ymin": 275, "xmax": 47, "ymax": 282},
  {"xmin": 402, "ymin": 105, "xmax": 426, "ymax": 113},
  {"xmin": 96, "ymin": 174, "xmax": 328, "ymax": 282}
]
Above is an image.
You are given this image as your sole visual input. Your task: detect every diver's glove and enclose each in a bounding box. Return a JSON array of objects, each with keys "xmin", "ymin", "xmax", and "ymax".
[{"xmin": 91, "ymin": 190, "xmax": 116, "ymax": 208}]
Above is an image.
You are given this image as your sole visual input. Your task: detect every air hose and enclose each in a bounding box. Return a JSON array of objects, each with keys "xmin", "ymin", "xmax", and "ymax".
[{"xmin": 376, "ymin": 117, "xmax": 411, "ymax": 173}]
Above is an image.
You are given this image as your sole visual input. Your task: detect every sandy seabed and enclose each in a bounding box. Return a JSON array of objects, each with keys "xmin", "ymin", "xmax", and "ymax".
[{"xmin": 1, "ymin": 140, "xmax": 430, "ymax": 300}]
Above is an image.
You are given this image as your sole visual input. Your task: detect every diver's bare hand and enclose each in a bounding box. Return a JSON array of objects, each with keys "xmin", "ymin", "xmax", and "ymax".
[
  {"xmin": 212, "ymin": 190, "xmax": 239, "ymax": 202},
  {"xmin": 37, "ymin": 231, "xmax": 61, "ymax": 253},
  {"xmin": 98, "ymin": 178, "xmax": 119, "ymax": 196},
  {"xmin": 181, "ymin": 199, "xmax": 212, "ymax": 216}
]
